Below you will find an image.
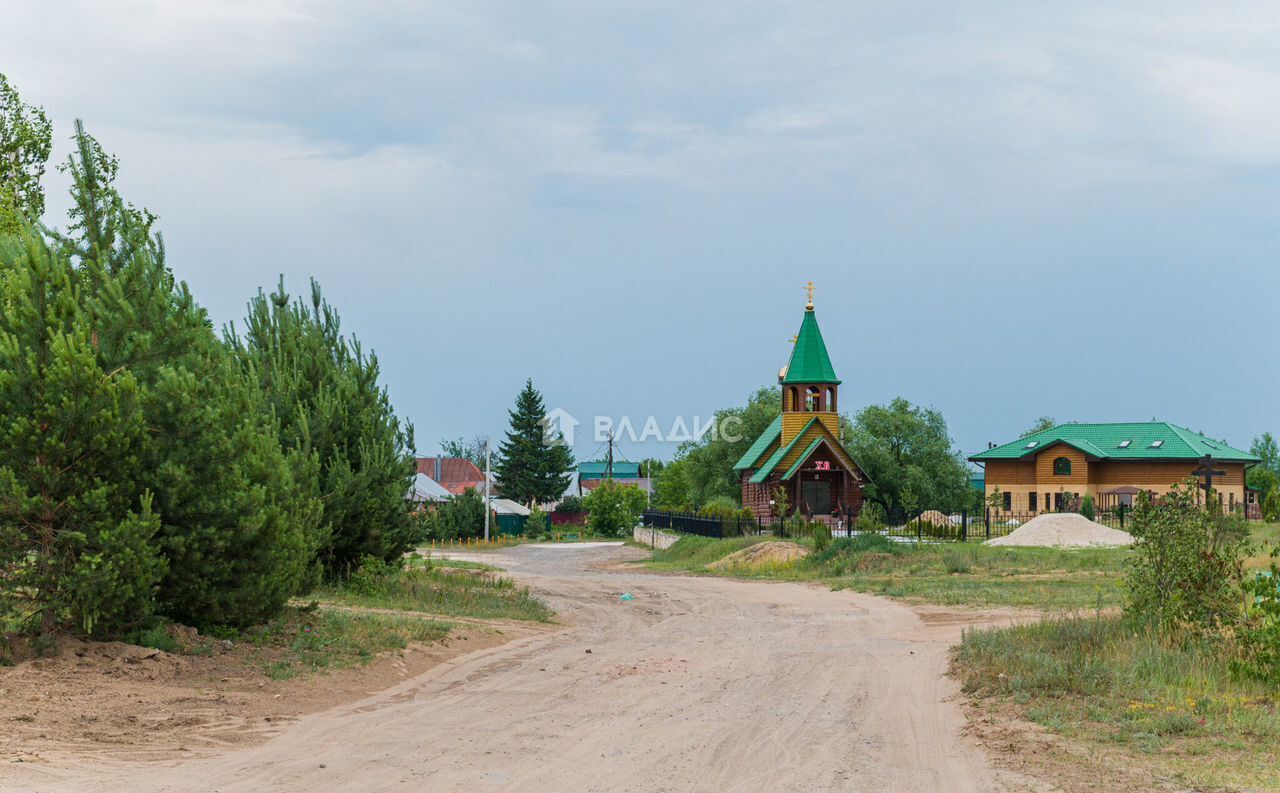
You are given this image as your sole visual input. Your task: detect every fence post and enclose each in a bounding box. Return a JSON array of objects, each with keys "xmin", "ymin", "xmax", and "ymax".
[
  {"xmin": 961, "ymin": 509, "xmax": 968, "ymax": 542},
  {"xmin": 916, "ymin": 514, "xmax": 922, "ymax": 544},
  {"xmin": 985, "ymin": 508, "xmax": 991, "ymax": 539}
]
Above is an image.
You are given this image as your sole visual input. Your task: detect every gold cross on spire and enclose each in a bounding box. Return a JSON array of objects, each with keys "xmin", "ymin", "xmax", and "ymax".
[
  {"xmin": 804, "ymin": 280, "xmax": 815, "ymax": 309},
  {"xmin": 789, "ymin": 334, "xmax": 798, "ymax": 344}
]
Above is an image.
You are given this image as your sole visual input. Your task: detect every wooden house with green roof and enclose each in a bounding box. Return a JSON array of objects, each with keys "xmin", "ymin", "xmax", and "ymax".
[
  {"xmin": 735, "ymin": 289, "xmax": 866, "ymax": 522},
  {"xmin": 970, "ymin": 422, "xmax": 1261, "ymax": 515}
]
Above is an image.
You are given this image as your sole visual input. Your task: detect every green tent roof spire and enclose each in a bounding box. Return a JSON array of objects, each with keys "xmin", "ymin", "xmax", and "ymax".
[{"xmin": 781, "ymin": 306, "xmax": 840, "ymax": 384}]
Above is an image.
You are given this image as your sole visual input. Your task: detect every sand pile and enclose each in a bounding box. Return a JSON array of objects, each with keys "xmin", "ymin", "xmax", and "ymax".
[
  {"xmin": 915, "ymin": 510, "xmax": 953, "ymax": 528},
  {"xmin": 985, "ymin": 512, "xmax": 1133, "ymax": 548},
  {"xmin": 709, "ymin": 541, "xmax": 810, "ymax": 571}
]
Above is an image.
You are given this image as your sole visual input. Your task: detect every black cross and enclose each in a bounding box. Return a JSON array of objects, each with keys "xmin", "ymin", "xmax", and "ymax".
[{"xmin": 1193, "ymin": 454, "xmax": 1226, "ymax": 498}]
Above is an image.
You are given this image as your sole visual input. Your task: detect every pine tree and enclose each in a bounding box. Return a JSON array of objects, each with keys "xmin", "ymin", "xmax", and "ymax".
[
  {"xmin": 0, "ymin": 227, "xmax": 163, "ymax": 636},
  {"xmin": 227, "ymin": 278, "xmax": 416, "ymax": 577},
  {"xmin": 61, "ymin": 123, "xmax": 321, "ymax": 628},
  {"xmin": 494, "ymin": 379, "xmax": 574, "ymax": 507}
]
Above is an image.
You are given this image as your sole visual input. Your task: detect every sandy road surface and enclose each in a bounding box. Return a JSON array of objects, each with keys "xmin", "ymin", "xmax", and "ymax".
[{"xmin": 5, "ymin": 543, "xmax": 1030, "ymax": 793}]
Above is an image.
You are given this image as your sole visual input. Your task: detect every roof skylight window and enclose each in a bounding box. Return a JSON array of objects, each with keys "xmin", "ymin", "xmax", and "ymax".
[
  {"xmin": 1150, "ymin": 440, "xmax": 1164, "ymax": 448},
  {"xmin": 1118, "ymin": 440, "xmax": 1132, "ymax": 448},
  {"xmin": 1025, "ymin": 441, "xmax": 1039, "ymax": 448}
]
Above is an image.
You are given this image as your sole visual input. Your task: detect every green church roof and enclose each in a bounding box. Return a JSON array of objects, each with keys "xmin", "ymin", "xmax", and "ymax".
[
  {"xmin": 733, "ymin": 416, "xmax": 782, "ymax": 470},
  {"xmin": 969, "ymin": 422, "xmax": 1260, "ymax": 463},
  {"xmin": 749, "ymin": 418, "xmax": 821, "ymax": 483},
  {"xmin": 780, "ymin": 308, "xmax": 840, "ymax": 385}
]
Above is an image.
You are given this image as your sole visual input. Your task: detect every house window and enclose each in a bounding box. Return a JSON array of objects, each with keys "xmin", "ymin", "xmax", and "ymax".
[
  {"xmin": 1029, "ymin": 492, "xmax": 1038, "ymax": 512},
  {"xmin": 1003, "ymin": 491, "xmax": 1012, "ymax": 511},
  {"xmin": 1054, "ymin": 492, "xmax": 1065, "ymax": 511},
  {"xmin": 1053, "ymin": 457, "xmax": 1072, "ymax": 476}
]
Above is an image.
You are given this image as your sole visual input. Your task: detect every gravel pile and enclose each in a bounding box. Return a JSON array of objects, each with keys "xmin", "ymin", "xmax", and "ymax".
[{"xmin": 985, "ymin": 512, "xmax": 1134, "ymax": 548}]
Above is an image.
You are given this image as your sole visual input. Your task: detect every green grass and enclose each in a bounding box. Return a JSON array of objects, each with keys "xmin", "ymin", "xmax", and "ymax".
[
  {"xmin": 409, "ymin": 555, "xmax": 502, "ymax": 572},
  {"xmin": 1246, "ymin": 521, "xmax": 1280, "ymax": 571},
  {"xmin": 956, "ymin": 615, "xmax": 1280, "ymax": 790},
  {"xmin": 648, "ymin": 535, "xmax": 768, "ymax": 571},
  {"xmin": 316, "ymin": 564, "xmax": 554, "ymax": 623},
  {"xmin": 247, "ymin": 607, "xmax": 452, "ymax": 680},
  {"xmin": 649, "ymin": 533, "xmax": 1130, "ymax": 609}
]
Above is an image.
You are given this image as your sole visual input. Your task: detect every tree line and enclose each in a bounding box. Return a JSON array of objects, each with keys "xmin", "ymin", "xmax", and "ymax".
[{"xmin": 0, "ymin": 76, "xmax": 415, "ymax": 638}]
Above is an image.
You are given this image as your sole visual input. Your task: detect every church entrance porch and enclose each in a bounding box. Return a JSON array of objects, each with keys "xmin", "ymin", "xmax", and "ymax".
[{"xmin": 794, "ymin": 468, "xmax": 853, "ymax": 518}]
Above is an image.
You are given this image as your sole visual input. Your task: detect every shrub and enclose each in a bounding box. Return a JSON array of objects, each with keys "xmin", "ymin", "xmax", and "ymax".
[
  {"xmin": 855, "ymin": 502, "xmax": 886, "ymax": 533},
  {"xmin": 526, "ymin": 505, "xmax": 548, "ymax": 538},
  {"xmin": 805, "ymin": 533, "xmax": 902, "ymax": 567},
  {"xmin": 555, "ymin": 495, "xmax": 584, "ymax": 514},
  {"xmin": 583, "ymin": 480, "xmax": 646, "ymax": 537},
  {"xmin": 1233, "ymin": 564, "xmax": 1280, "ymax": 684},
  {"xmin": 943, "ymin": 549, "xmax": 972, "ymax": 574},
  {"xmin": 1124, "ymin": 483, "xmax": 1249, "ymax": 632},
  {"xmin": 345, "ymin": 555, "xmax": 401, "ymax": 597},
  {"xmin": 1264, "ymin": 490, "xmax": 1280, "ymax": 522},
  {"xmin": 421, "ymin": 488, "xmax": 487, "ymax": 542},
  {"xmin": 128, "ymin": 624, "xmax": 180, "ymax": 653},
  {"xmin": 1080, "ymin": 494, "xmax": 1096, "ymax": 521},
  {"xmin": 812, "ymin": 522, "xmax": 832, "ymax": 553},
  {"xmin": 698, "ymin": 496, "xmax": 740, "ymax": 519}
]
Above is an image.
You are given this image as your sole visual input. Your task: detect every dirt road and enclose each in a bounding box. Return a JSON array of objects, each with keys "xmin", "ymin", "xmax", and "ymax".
[{"xmin": 5, "ymin": 543, "xmax": 1029, "ymax": 793}]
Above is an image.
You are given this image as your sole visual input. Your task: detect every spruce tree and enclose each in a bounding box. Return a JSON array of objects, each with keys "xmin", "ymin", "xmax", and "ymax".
[
  {"xmin": 494, "ymin": 379, "xmax": 574, "ymax": 506},
  {"xmin": 0, "ymin": 227, "xmax": 163, "ymax": 636}
]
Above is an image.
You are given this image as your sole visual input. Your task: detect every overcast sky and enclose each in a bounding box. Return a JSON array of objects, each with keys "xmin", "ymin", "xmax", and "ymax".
[{"xmin": 5, "ymin": 1, "xmax": 1278, "ymax": 462}]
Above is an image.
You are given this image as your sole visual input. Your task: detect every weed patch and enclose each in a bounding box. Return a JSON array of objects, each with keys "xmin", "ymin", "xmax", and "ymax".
[
  {"xmin": 956, "ymin": 614, "xmax": 1280, "ymax": 791},
  {"xmin": 317, "ymin": 558, "xmax": 553, "ymax": 622}
]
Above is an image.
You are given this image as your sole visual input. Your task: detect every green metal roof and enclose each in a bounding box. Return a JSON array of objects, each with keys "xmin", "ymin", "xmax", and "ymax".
[
  {"xmin": 749, "ymin": 418, "xmax": 820, "ymax": 483},
  {"xmin": 780, "ymin": 308, "xmax": 840, "ymax": 384},
  {"xmin": 781, "ymin": 437, "xmax": 827, "ymax": 481},
  {"xmin": 969, "ymin": 422, "xmax": 1261, "ymax": 463},
  {"xmin": 578, "ymin": 461, "xmax": 642, "ymax": 479},
  {"xmin": 733, "ymin": 416, "xmax": 782, "ymax": 470}
]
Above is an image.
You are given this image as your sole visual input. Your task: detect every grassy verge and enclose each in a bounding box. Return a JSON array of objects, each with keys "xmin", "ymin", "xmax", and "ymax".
[
  {"xmin": 315, "ymin": 560, "xmax": 554, "ymax": 622},
  {"xmin": 412, "ymin": 556, "xmax": 503, "ymax": 572},
  {"xmin": 649, "ymin": 534, "xmax": 1129, "ymax": 609},
  {"xmin": 249, "ymin": 607, "xmax": 451, "ymax": 680},
  {"xmin": 956, "ymin": 614, "xmax": 1280, "ymax": 791},
  {"xmin": 119, "ymin": 606, "xmax": 452, "ymax": 680}
]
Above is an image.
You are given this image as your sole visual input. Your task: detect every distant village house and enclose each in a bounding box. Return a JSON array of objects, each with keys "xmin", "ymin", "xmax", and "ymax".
[{"xmin": 970, "ymin": 422, "xmax": 1261, "ymax": 516}]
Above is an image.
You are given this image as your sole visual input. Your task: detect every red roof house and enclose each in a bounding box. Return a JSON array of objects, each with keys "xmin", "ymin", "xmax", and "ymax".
[{"xmin": 415, "ymin": 457, "xmax": 487, "ymax": 495}]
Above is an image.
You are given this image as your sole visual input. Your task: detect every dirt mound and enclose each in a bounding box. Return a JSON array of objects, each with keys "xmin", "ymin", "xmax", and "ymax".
[
  {"xmin": 915, "ymin": 510, "xmax": 954, "ymax": 528},
  {"xmin": 708, "ymin": 541, "xmax": 809, "ymax": 571},
  {"xmin": 985, "ymin": 513, "xmax": 1133, "ymax": 548}
]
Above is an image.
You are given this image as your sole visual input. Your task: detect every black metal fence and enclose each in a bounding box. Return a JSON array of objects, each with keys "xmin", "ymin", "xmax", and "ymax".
[
  {"xmin": 643, "ymin": 506, "xmax": 1134, "ymax": 543},
  {"xmin": 641, "ymin": 510, "xmax": 763, "ymax": 539}
]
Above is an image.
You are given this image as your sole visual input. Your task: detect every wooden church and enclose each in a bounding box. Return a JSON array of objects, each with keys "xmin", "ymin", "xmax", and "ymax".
[{"xmin": 735, "ymin": 286, "xmax": 866, "ymax": 523}]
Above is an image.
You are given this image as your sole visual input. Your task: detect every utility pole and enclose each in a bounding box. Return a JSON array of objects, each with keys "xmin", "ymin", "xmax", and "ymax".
[
  {"xmin": 484, "ymin": 438, "xmax": 491, "ymax": 542},
  {"xmin": 605, "ymin": 430, "xmax": 614, "ymax": 480},
  {"xmin": 646, "ymin": 458, "xmax": 651, "ymax": 508}
]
